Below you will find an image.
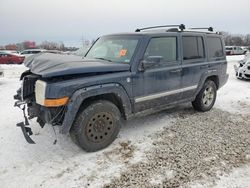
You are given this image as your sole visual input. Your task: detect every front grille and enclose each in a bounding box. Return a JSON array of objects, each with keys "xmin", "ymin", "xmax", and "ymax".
[
  {"xmin": 245, "ymin": 74, "xmax": 250, "ymax": 78},
  {"xmin": 22, "ymin": 75, "xmax": 38, "ymax": 100}
]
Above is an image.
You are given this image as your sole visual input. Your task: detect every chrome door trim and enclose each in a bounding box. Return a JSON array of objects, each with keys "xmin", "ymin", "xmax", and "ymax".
[{"xmin": 135, "ymin": 85, "xmax": 197, "ymax": 103}]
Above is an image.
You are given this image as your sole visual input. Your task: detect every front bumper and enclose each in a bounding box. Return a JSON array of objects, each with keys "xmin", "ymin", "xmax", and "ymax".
[
  {"xmin": 14, "ymin": 87, "xmax": 66, "ymax": 144},
  {"xmin": 14, "ymin": 99, "xmax": 35, "ymax": 144},
  {"xmin": 234, "ymin": 65, "xmax": 250, "ymax": 79}
]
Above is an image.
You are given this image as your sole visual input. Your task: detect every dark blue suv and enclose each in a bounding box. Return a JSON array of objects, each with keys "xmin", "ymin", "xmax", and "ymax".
[{"xmin": 14, "ymin": 25, "xmax": 228, "ymax": 151}]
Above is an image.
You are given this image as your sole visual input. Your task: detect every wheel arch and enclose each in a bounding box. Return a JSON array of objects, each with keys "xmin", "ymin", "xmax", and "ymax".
[
  {"xmin": 195, "ymin": 72, "xmax": 219, "ymax": 98},
  {"xmin": 78, "ymin": 93, "xmax": 127, "ymax": 119},
  {"xmin": 60, "ymin": 84, "xmax": 132, "ymax": 134},
  {"xmin": 205, "ymin": 75, "xmax": 219, "ymax": 89}
]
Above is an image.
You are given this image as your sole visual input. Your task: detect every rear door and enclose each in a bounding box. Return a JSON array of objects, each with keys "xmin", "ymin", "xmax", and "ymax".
[
  {"xmin": 180, "ymin": 34, "xmax": 207, "ymax": 99},
  {"xmin": 206, "ymin": 36, "xmax": 227, "ymax": 79},
  {"xmin": 132, "ymin": 35, "xmax": 182, "ymax": 112}
]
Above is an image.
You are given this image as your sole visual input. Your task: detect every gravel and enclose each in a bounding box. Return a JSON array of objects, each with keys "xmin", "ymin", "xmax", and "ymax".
[{"xmin": 104, "ymin": 108, "xmax": 250, "ymax": 188}]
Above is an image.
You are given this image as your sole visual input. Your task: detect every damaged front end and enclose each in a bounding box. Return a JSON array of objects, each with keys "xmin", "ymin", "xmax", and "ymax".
[
  {"xmin": 14, "ymin": 71, "xmax": 67, "ymax": 144},
  {"xmin": 234, "ymin": 61, "xmax": 250, "ymax": 80}
]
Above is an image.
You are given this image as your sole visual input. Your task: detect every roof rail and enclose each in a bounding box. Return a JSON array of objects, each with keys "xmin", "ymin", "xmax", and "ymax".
[
  {"xmin": 135, "ymin": 24, "xmax": 185, "ymax": 32},
  {"xmin": 188, "ymin": 27, "xmax": 214, "ymax": 32}
]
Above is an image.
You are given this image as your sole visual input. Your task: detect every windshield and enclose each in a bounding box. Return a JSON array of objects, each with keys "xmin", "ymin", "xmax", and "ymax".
[{"xmin": 85, "ymin": 36, "xmax": 139, "ymax": 63}]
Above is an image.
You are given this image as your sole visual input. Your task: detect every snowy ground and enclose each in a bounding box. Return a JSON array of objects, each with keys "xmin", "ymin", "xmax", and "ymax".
[{"xmin": 0, "ymin": 56, "xmax": 249, "ymax": 188}]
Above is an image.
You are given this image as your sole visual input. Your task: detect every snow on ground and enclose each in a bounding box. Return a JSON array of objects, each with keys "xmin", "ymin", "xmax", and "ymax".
[
  {"xmin": 215, "ymin": 55, "xmax": 250, "ymax": 114},
  {"xmin": 226, "ymin": 55, "xmax": 246, "ymax": 62},
  {"xmin": 0, "ymin": 55, "xmax": 249, "ymax": 188},
  {"xmin": 0, "ymin": 64, "xmax": 28, "ymax": 78},
  {"xmin": 0, "ymin": 78, "xmax": 174, "ymax": 188}
]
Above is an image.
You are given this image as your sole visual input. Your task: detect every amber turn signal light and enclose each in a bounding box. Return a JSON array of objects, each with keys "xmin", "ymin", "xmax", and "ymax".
[{"xmin": 44, "ymin": 97, "xmax": 69, "ymax": 107}]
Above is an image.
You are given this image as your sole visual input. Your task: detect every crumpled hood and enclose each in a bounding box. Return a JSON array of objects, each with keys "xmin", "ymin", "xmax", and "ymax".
[{"xmin": 24, "ymin": 53, "xmax": 130, "ymax": 78}]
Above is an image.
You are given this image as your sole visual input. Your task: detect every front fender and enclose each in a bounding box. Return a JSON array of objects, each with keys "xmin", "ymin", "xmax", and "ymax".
[{"xmin": 60, "ymin": 83, "xmax": 132, "ymax": 134}]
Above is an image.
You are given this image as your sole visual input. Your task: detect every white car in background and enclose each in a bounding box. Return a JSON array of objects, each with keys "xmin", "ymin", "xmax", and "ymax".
[
  {"xmin": 234, "ymin": 54, "xmax": 250, "ymax": 79},
  {"xmin": 226, "ymin": 46, "xmax": 245, "ymax": 55},
  {"xmin": 241, "ymin": 46, "xmax": 249, "ymax": 54},
  {"xmin": 0, "ymin": 50, "xmax": 20, "ymax": 55},
  {"xmin": 20, "ymin": 49, "xmax": 46, "ymax": 57}
]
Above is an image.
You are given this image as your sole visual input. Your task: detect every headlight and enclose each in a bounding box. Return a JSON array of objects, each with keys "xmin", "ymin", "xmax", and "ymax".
[
  {"xmin": 35, "ymin": 80, "xmax": 47, "ymax": 106},
  {"xmin": 35, "ymin": 80, "xmax": 69, "ymax": 107}
]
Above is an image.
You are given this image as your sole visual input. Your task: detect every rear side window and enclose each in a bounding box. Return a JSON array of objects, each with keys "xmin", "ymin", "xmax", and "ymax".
[
  {"xmin": 182, "ymin": 36, "xmax": 205, "ymax": 60},
  {"xmin": 207, "ymin": 37, "xmax": 224, "ymax": 58},
  {"xmin": 144, "ymin": 37, "xmax": 177, "ymax": 62}
]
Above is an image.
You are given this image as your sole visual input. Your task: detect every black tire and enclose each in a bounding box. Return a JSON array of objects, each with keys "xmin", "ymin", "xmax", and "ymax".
[
  {"xmin": 70, "ymin": 100, "xmax": 121, "ymax": 152},
  {"xmin": 192, "ymin": 80, "xmax": 217, "ymax": 112}
]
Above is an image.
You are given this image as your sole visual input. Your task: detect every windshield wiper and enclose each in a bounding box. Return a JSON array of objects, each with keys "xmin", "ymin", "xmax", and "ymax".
[{"xmin": 95, "ymin": 57, "xmax": 112, "ymax": 62}]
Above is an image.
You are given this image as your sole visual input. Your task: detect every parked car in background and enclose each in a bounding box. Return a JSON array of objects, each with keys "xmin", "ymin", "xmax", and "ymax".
[
  {"xmin": 0, "ymin": 51, "xmax": 25, "ymax": 64},
  {"xmin": 225, "ymin": 46, "xmax": 246, "ymax": 55},
  {"xmin": 241, "ymin": 46, "xmax": 249, "ymax": 54},
  {"xmin": 0, "ymin": 50, "xmax": 20, "ymax": 55},
  {"xmin": 20, "ymin": 49, "xmax": 46, "ymax": 57},
  {"xmin": 234, "ymin": 53, "xmax": 250, "ymax": 79},
  {"xmin": 43, "ymin": 50, "xmax": 63, "ymax": 54}
]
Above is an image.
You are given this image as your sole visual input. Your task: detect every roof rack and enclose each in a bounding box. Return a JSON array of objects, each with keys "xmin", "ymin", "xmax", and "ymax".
[
  {"xmin": 188, "ymin": 27, "xmax": 214, "ymax": 32},
  {"xmin": 135, "ymin": 24, "xmax": 186, "ymax": 32}
]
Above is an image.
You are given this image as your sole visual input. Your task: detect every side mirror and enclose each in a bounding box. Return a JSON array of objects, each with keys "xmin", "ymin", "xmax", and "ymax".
[{"xmin": 138, "ymin": 56, "xmax": 163, "ymax": 72}]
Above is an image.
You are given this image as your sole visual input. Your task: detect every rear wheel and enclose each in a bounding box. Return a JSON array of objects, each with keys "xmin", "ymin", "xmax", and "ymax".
[
  {"xmin": 70, "ymin": 100, "xmax": 121, "ymax": 152},
  {"xmin": 192, "ymin": 80, "xmax": 217, "ymax": 112}
]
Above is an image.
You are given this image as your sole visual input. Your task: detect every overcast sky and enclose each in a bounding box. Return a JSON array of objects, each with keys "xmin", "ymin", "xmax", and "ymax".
[{"xmin": 1, "ymin": 0, "xmax": 250, "ymax": 46}]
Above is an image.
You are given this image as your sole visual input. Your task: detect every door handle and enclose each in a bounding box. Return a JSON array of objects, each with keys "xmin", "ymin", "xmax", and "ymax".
[{"xmin": 170, "ymin": 69, "xmax": 182, "ymax": 73}]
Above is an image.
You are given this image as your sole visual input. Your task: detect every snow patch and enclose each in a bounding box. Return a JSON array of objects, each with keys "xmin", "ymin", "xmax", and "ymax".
[{"xmin": 0, "ymin": 64, "xmax": 28, "ymax": 78}]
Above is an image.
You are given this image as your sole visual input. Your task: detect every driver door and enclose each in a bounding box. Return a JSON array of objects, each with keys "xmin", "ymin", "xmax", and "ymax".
[{"xmin": 132, "ymin": 36, "xmax": 182, "ymax": 112}]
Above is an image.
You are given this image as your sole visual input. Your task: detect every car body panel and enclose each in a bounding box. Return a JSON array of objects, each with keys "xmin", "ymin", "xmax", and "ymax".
[
  {"xmin": 132, "ymin": 33, "xmax": 183, "ymax": 112},
  {"xmin": 24, "ymin": 53, "xmax": 130, "ymax": 78},
  {"xmin": 60, "ymin": 83, "xmax": 132, "ymax": 134}
]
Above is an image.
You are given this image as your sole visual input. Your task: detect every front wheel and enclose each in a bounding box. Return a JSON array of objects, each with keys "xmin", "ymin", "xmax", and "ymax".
[
  {"xmin": 192, "ymin": 80, "xmax": 217, "ymax": 112},
  {"xmin": 70, "ymin": 100, "xmax": 121, "ymax": 152}
]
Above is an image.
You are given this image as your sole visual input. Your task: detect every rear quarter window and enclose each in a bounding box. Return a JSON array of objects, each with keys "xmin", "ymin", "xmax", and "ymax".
[{"xmin": 207, "ymin": 37, "xmax": 224, "ymax": 58}]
